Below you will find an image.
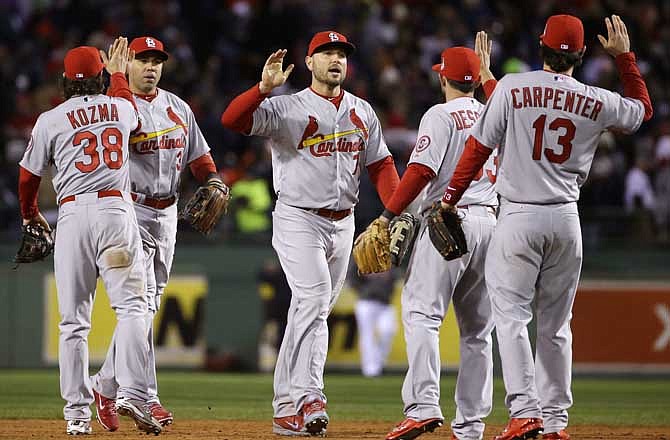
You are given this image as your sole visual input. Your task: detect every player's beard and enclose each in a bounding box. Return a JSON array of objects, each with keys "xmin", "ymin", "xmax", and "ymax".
[{"xmin": 314, "ymin": 64, "xmax": 346, "ymax": 88}]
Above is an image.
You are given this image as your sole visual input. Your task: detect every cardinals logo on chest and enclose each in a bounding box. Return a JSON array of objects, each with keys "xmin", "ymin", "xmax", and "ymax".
[{"xmin": 297, "ymin": 109, "xmax": 369, "ymax": 157}]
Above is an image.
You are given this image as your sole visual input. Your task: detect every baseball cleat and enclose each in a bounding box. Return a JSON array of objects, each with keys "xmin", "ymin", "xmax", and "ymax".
[
  {"xmin": 93, "ymin": 389, "xmax": 119, "ymax": 431},
  {"xmin": 116, "ymin": 397, "xmax": 163, "ymax": 435},
  {"xmin": 385, "ymin": 417, "xmax": 444, "ymax": 440},
  {"xmin": 493, "ymin": 418, "xmax": 543, "ymax": 440},
  {"xmin": 273, "ymin": 414, "xmax": 309, "ymax": 436},
  {"xmin": 66, "ymin": 420, "xmax": 92, "ymax": 435},
  {"xmin": 300, "ymin": 400, "xmax": 329, "ymax": 436},
  {"xmin": 149, "ymin": 402, "xmax": 174, "ymax": 426},
  {"xmin": 542, "ymin": 430, "xmax": 570, "ymax": 439}
]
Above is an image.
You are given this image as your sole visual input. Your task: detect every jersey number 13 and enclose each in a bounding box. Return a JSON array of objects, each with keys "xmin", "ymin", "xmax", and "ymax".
[{"xmin": 532, "ymin": 115, "xmax": 576, "ymax": 164}]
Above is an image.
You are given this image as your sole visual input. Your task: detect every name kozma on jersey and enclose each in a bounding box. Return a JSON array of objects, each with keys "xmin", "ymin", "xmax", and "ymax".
[{"xmin": 297, "ymin": 109, "xmax": 369, "ymax": 157}]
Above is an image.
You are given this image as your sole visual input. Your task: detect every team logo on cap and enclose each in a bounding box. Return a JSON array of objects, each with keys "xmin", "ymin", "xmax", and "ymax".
[
  {"xmin": 560, "ymin": 43, "xmax": 569, "ymax": 50},
  {"xmin": 76, "ymin": 73, "xmax": 84, "ymax": 79},
  {"xmin": 328, "ymin": 32, "xmax": 340, "ymax": 42},
  {"xmin": 145, "ymin": 37, "xmax": 156, "ymax": 48},
  {"xmin": 464, "ymin": 75, "xmax": 472, "ymax": 81}
]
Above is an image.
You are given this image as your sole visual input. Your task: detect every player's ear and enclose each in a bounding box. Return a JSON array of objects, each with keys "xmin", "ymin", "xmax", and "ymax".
[{"xmin": 305, "ymin": 55, "xmax": 313, "ymax": 72}]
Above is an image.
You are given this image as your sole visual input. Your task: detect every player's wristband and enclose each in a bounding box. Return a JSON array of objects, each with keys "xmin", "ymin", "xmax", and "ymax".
[{"xmin": 381, "ymin": 209, "xmax": 396, "ymax": 221}]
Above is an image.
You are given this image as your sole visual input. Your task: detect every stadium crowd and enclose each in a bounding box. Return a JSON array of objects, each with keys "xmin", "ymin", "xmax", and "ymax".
[{"xmin": 1, "ymin": 0, "xmax": 668, "ymax": 244}]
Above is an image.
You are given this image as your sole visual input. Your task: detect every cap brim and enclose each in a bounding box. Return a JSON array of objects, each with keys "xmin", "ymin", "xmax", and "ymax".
[
  {"xmin": 311, "ymin": 41, "xmax": 356, "ymax": 56},
  {"xmin": 432, "ymin": 64, "xmax": 441, "ymax": 72},
  {"xmin": 134, "ymin": 49, "xmax": 169, "ymax": 61}
]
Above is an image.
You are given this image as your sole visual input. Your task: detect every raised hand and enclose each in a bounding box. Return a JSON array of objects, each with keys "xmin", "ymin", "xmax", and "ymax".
[
  {"xmin": 475, "ymin": 31, "xmax": 493, "ymax": 76},
  {"xmin": 260, "ymin": 49, "xmax": 294, "ymax": 94},
  {"xmin": 598, "ymin": 15, "xmax": 630, "ymax": 57},
  {"xmin": 101, "ymin": 37, "xmax": 133, "ymax": 75}
]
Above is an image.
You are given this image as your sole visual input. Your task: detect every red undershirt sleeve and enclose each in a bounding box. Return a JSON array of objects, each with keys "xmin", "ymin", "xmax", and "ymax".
[
  {"xmin": 107, "ymin": 72, "xmax": 137, "ymax": 110},
  {"xmin": 188, "ymin": 153, "xmax": 218, "ymax": 184},
  {"xmin": 385, "ymin": 163, "xmax": 435, "ymax": 216},
  {"xmin": 615, "ymin": 52, "xmax": 653, "ymax": 121},
  {"xmin": 482, "ymin": 79, "xmax": 498, "ymax": 100},
  {"xmin": 442, "ymin": 136, "xmax": 494, "ymax": 205},
  {"xmin": 18, "ymin": 166, "xmax": 41, "ymax": 219},
  {"xmin": 221, "ymin": 83, "xmax": 269, "ymax": 134},
  {"xmin": 366, "ymin": 155, "xmax": 400, "ymax": 207}
]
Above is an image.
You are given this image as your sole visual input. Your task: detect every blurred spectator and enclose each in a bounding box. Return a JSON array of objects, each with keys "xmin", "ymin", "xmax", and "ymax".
[
  {"xmin": 625, "ymin": 156, "xmax": 656, "ymax": 242},
  {"xmin": 349, "ymin": 265, "xmax": 398, "ymax": 377},
  {"xmin": 625, "ymin": 157, "xmax": 655, "ymax": 213},
  {"xmin": 654, "ymin": 135, "xmax": 670, "ymax": 242},
  {"xmin": 257, "ymin": 258, "xmax": 291, "ymax": 372}
]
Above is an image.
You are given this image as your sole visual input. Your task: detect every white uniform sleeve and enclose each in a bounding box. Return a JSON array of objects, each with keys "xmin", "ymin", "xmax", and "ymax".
[
  {"xmin": 408, "ymin": 106, "xmax": 452, "ymax": 174},
  {"xmin": 185, "ymin": 105, "xmax": 211, "ymax": 163},
  {"xmin": 19, "ymin": 115, "xmax": 51, "ymax": 176},
  {"xmin": 469, "ymin": 78, "xmax": 510, "ymax": 148},
  {"xmin": 363, "ymin": 106, "xmax": 391, "ymax": 166},
  {"xmin": 250, "ymin": 96, "xmax": 284, "ymax": 138},
  {"xmin": 599, "ymin": 89, "xmax": 645, "ymax": 134}
]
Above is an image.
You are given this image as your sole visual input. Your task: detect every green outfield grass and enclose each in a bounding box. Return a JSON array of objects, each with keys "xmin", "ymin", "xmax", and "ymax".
[{"xmin": 0, "ymin": 370, "xmax": 668, "ymax": 426}]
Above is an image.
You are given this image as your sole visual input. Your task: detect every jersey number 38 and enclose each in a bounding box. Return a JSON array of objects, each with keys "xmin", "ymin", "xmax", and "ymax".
[{"xmin": 73, "ymin": 127, "xmax": 124, "ymax": 173}]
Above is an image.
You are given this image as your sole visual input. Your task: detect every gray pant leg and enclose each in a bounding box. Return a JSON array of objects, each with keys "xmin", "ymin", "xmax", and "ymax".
[
  {"xmin": 55, "ymin": 207, "xmax": 97, "ymax": 421},
  {"xmin": 451, "ymin": 210, "xmax": 495, "ymax": 439},
  {"xmin": 95, "ymin": 202, "xmax": 150, "ymax": 402},
  {"xmin": 92, "ymin": 328, "xmax": 119, "ymax": 399},
  {"xmin": 271, "ymin": 204, "xmax": 353, "ymax": 416},
  {"xmin": 486, "ymin": 207, "xmax": 543, "ymax": 419},
  {"xmin": 535, "ymin": 209, "xmax": 581, "ymax": 433},
  {"xmin": 401, "ymin": 225, "xmax": 453, "ymax": 421},
  {"xmin": 92, "ymin": 213, "xmax": 157, "ymax": 400}
]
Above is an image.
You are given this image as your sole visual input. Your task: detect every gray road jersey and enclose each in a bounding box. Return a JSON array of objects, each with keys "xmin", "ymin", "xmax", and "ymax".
[
  {"xmin": 129, "ymin": 89, "xmax": 211, "ymax": 198},
  {"xmin": 250, "ymin": 88, "xmax": 391, "ymax": 210},
  {"xmin": 409, "ymin": 98, "xmax": 497, "ymax": 213},
  {"xmin": 19, "ymin": 95, "xmax": 138, "ymax": 202},
  {"xmin": 471, "ymin": 70, "xmax": 645, "ymax": 203}
]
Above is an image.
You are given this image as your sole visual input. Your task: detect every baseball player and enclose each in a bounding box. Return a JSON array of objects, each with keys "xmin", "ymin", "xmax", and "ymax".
[
  {"xmin": 441, "ymin": 15, "xmax": 652, "ymax": 440},
  {"xmin": 17, "ymin": 39, "xmax": 162, "ymax": 435},
  {"xmin": 90, "ymin": 36, "xmax": 226, "ymax": 431},
  {"xmin": 377, "ymin": 33, "xmax": 499, "ymax": 440},
  {"xmin": 222, "ymin": 30, "xmax": 400, "ymax": 436},
  {"xmin": 350, "ymin": 265, "xmax": 399, "ymax": 378}
]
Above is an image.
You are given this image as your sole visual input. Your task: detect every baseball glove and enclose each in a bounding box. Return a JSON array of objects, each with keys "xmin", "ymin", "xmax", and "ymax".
[
  {"xmin": 352, "ymin": 218, "xmax": 391, "ymax": 274},
  {"xmin": 180, "ymin": 177, "xmax": 230, "ymax": 235},
  {"xmin": 426, "ymin": 202, "xmax": 468, "ymax": 260},
  {"xmin": 14, "ymin": 222, "xmax": 54, "ymax": 266},
  {"xmin": 389, "ymin": 213, "xmax": 419, "ymax": 267}
]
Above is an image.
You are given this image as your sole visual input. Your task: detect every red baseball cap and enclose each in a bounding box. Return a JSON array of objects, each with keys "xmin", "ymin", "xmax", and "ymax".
[
  {"xmin": 64, "ymin": 46, "xmax": 104, "ymax": 80},
  {"xmin": 432, "ymin": 47, "xmax": 480, "ymax": 83},
  {"xmin": 129, "ymin": 36, "xmax": 169, "ymax": 60},
  {"xmin": 540, "ymin": 14, "xmax": 585, "ymax": 52},
  {"xmin": 307, "ymin": 31, "xmax": 355, "ymax": 56}
]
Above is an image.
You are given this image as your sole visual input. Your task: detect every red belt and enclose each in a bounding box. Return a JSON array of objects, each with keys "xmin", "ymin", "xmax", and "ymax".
[
  {"xmin": 59, "ymin": 190, "xmax": 123, "ymax": 206},
  {"xmin": 131, "ymin": 193, "xmax": 176, "ymax": 209},
  {"xmin": 300, "ymin": 206, "xmax": 352, "ymax": 221}
]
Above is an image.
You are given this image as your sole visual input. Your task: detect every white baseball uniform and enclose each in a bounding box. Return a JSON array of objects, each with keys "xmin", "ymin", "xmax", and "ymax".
[
  {"xmin": 469, "ymin": 70, "xmax": 644, "ymax": 433},
  {"xmin": 401, "ymin": 97, "xmax": 497, "ymax": 439},
  {"xmin": 248, "ymin": 88, "xmax": 391, "ymax": 417},
  {"xmin": 93, "ymin": 88, "xmax": 211, "ymax": 403},
  {"xmin": 19, "ymin": 94, "xmax": 151, "ymax": 422}
]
